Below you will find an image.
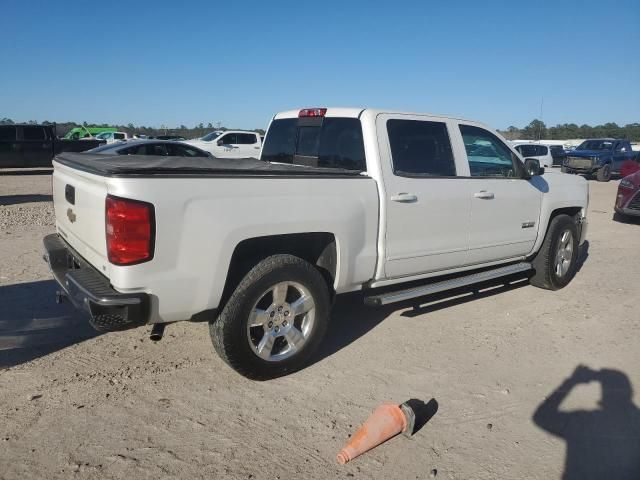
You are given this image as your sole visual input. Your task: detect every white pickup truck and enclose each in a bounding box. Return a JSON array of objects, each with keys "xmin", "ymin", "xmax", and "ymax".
[
  {"xmin": 44, "ymin": 107, "xmax": 589, "ymax": 380},
  {"xmin": 184, "ymin": 130, "xmax": 263, "ymax": 158}
]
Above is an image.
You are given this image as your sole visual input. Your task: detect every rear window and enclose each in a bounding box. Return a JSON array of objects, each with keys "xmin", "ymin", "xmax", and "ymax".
[
  {"xmin": 261, "ymin": 117, "xmax": 366, "ymax": 171},
  {"xmin": 516, "ymin": 144, "xmax": 548, "ymax": 157},
  {"xmin": 0, "ymin": 125, "xmax": 17, "ymax": 141}
]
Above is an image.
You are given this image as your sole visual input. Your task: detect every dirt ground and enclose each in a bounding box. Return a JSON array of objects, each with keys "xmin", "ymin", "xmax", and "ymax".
[{"xmin": 1, "ymin": 169, "xmax": 639, "ymax": 480}]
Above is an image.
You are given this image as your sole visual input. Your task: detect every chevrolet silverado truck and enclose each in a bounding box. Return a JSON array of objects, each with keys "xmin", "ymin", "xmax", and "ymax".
[
  {"xmin": 562, "ymin": 138, "xmax": 635, "ymax": 182},
  {"xmin": 43, "ymin": 107, "xmax": 589, "ymax": 379}
]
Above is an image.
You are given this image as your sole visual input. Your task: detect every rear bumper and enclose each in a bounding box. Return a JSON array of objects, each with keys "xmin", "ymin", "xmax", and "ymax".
[{"xmin": 43, "ymin": 233, "xmax": 150, "ymax": 332}]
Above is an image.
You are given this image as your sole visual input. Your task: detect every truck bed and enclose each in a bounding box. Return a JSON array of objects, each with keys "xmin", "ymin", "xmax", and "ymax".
[{"xmin": 54, "ymin": 152, "xmax": 367, "ymax": 177}]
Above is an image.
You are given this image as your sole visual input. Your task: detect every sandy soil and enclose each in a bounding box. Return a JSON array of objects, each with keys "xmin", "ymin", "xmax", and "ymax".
[{"xmin": 1, "ymin": 169, "xmax": 639, "ymax": 480}]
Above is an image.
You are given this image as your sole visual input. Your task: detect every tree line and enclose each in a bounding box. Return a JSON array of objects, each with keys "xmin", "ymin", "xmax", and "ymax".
[
  {"xmin": 0, "ymin": 118, "xmax": 265, "ymax": 139},
  {"xmin": 2, "ymin": 116, "xmax": 638, "ymax": 142},
  {"xmin": 500, "ymin": 119, "xmax": 640, "ymax": 142}
]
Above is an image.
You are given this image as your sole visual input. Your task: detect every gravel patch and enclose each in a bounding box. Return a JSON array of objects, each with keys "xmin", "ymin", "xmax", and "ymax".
[{"xmin": 0, "ymin": 203, "xmax": 55, "ymax": 230}]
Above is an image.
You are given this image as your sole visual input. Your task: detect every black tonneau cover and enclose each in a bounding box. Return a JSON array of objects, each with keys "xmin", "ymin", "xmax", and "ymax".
[{"xmin": 53, "ymin": 152, "xmax": 366, "ymax": 177}]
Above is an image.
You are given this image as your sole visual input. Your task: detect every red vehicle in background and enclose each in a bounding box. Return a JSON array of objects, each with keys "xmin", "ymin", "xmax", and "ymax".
[{"xmin": 615, "ymin": 167, "xmax": 640, "ymax": 221}]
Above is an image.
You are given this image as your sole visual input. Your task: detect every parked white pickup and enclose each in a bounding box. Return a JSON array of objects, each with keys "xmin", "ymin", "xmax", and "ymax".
[
  {"xmin": 44, "ymin": 107, "xmax": 589, "ymax": 379},
  {"xmin": 184, "ymin": 130, "xmax": 262, "ymax": 158}
]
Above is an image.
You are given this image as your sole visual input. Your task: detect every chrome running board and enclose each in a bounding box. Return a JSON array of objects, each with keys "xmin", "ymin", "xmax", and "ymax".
[{"xmin": 364, "ymin": 262, "xmax": 532, "ymax": 306}]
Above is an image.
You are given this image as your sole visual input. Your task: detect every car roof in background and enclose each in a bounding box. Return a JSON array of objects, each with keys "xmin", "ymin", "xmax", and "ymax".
[{"xmin": 90, "ymin": 139, "xmax": 201, "ymax": 153}]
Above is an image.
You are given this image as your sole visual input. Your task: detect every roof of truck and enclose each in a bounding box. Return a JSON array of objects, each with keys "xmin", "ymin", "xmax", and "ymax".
[{"xmin": 273, "ymin": 107, "xmax": 474, "ymax": 122}]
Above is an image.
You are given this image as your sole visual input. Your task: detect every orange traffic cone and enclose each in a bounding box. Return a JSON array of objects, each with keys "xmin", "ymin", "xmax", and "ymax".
[{"xmin": 337, "ymin": 402, "xmax": 415, "ymax": 464}]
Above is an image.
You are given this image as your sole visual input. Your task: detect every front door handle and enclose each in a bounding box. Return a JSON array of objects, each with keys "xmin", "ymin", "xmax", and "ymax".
[
  {"xmin": 391, "ymin": 193, "xmax": 418, "ymax": 203},
  {"xmin": 474, "ymin": 190, "xmax": 495, "ymax": 199}
]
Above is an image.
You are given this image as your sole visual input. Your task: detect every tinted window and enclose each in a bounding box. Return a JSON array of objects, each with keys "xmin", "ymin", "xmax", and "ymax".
[
  {"xmin": 114, "ymin": 133, "xmax": 126, "ymax": 140},
  {"xmin": 387, "ymin": 119, "xmax": 455, "ymax": 176},
  {"xmin": 261, "ymin": 119, "xmax": 297, "ymax": 163},
  {"xmin": 516, "ymin": 145, "xmax": 548, "ymax": 157},
  {"xmin": 549, "ymin": 146, "xmax": 565, "ymax": 156},
  {"xmin": 261, "ymin": 118, "xmax": 366, "ymax": 171},
  {"xmin": 147, "ymin": 144, "xmax": 169, "ymax": 156},
  {"xmin": 219, "ymin": 133, "xmax": 238, "ymax": 144},
  {"xmin": 0, "ymin": 126, "xmax": 17, "ymax": 141},
  {"xmin": 460, "ymin": 124, "xmax": 518, "ymax": 177},
  {"xmin": 236, "ymin": 133, "xmax": 257, "ymax": 144},
  {"xmin": 23, "ymin": 126, "xmax": 46, "ymax": 141},
  {"xmin": 169, "ymin": 144, "xmax": 208, "ymax": 157},
  {"xmin": 118, "ymin": 145, "xmax": 145, "ymax": 155}
]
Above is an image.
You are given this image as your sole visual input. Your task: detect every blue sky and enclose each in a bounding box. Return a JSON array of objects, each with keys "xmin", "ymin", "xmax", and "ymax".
[{"xmin": 1, "ymin": 0, "xmax": 638, "ymax": 130}]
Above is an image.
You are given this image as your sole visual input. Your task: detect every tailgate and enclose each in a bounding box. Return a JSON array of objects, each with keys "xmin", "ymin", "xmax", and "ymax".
[{"xmin": 52, "ymin": 161, "xmax": 110, "ymax": 274}]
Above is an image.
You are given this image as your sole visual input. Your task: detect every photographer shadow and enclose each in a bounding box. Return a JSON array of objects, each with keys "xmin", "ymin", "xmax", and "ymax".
[{"xmin": 533, "ymin": 365, "xmax": 640, "ymax": 479}]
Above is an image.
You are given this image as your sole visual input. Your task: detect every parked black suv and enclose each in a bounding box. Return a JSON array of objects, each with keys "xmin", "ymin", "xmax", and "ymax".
[{"xmin": 0, "ymin": 124, "xmax": 105, "ymax": 168}]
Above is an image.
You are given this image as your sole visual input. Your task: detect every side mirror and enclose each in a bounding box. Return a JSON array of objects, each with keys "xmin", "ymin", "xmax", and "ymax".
[
  {"xmin": 217, "ymin": 139, "xmax": 225, "ymax": 146},
  {"xmin": 524, "ymin": 158, "xmax": 544, "ymax": 177}
]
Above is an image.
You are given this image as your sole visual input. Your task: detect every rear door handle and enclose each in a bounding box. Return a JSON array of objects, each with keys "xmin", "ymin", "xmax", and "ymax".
[
  {"xmin": 391, "ymin": 193, "xmax": 418, "ymax": 203},
  {"xmin": 474, "ymin": 191, "xmax": 495, "ymax": 199}
]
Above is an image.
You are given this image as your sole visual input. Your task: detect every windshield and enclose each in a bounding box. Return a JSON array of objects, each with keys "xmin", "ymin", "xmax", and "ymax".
[
  {"xmin": 576, "ymin": 140, "xmax": 614, "ymax": 151},
  {"xmin": 94, "ymin": 132, "xmax": 111, "ymax": 139},
  {"xmin": 200, "ymin": 131, "xmax": 223, "ymax": 142}
]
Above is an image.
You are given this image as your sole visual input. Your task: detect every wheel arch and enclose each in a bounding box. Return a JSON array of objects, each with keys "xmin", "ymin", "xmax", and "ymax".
[
  {"xmin": 220, "ymin": 233, "xmax": 338, "ymax": 309},
  {"xmin": 530, "ymin": 206, "xmax": 583, "ymax": 259}
]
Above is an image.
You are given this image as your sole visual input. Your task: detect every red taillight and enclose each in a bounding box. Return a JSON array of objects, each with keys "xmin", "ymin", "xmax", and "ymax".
[
  {"xmin": 298, "ymin": 108, "xmax": 327, "ymax": 118},
  {"xmin": 105, "ymin": 195, "xmax": 154, "ymax": 266}
]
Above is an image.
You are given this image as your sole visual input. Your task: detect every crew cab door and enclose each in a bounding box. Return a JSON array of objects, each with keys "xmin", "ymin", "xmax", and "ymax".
[
  {"xmin": 455, "ymin": 123, "xmax": 542, "ymax": 264},
  {"xmin": 236, "ymin": 132, "xmax": 261, "ymax": 158},
  {"xmin": 214, "ymin": 132, "xmax": 241, "ymax": 158},
  {"xmin": 612, "ymin": 141, "xmax": 629, "ymax": 172},
  {"xmin": 377, "ymin": 114, "xmax": 472, "ymax": 278}
]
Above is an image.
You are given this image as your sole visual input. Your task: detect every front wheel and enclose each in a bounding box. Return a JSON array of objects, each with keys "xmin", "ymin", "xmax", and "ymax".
[
  {"xmin": 530, "ymin": 214, "xmax": 579, "ymax": 290},
  {"xmin": 210, "ymin": 254, "xmax": 331, "ymax": 380}
]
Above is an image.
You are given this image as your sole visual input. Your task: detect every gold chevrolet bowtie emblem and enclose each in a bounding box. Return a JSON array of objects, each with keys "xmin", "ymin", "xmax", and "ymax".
[{"xmin": 66, "ymin": 208, "xmax": 77, "ymax": 223}]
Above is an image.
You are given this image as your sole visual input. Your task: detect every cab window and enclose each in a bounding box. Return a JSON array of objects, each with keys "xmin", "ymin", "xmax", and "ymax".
[
  {"xmin": 218, "ymin": 133, "xmax": 238, "ymax": 145},
  {"xmin": 459, "ymin": 124, "xmax": 520, "ymax": 178},
  {"xmin": 236, "ymin": 133, "xmax": 257, "ymax": 144},
  {"xmin": 387, "ymin": 119, "xmax": 456, "ymax": 177}
]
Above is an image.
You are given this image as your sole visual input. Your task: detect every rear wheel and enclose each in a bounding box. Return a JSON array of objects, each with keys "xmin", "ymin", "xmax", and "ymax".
[
  {"xmin": 530, "ymin": 214, "xmax": 579, "ymax": 290},
  {"xmin": 210, "ymin": 254, "xmax": 331, "ymax": 380},
  {"xmin": 596, "ymin": 164, "xmax": 611, "ymax": 182}
]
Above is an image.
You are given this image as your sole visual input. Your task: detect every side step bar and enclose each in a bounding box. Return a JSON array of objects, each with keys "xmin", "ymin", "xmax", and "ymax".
[{"xmin": 364, "ymin": 262, "xmax": 532, "ymax": 307}]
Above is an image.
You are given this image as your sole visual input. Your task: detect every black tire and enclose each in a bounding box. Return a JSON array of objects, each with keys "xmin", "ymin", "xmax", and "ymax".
[
  {"xmin": 596, "ymin": 164, "xmax": 611, "ymax": 182},
  {"xmin": 530, "ymin": 214, "xmax": 579, "ymax": 290},
  {"xmin": 613, "ymin": 211, "xmax": 629, "ymax": 223},
  {"xmin": 210, "ymin": 254, "xmax": 331, "ymax": 380}
]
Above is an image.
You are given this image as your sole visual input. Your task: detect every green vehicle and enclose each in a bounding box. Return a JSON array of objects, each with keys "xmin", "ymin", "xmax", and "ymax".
[{"xmin": 63, "ymin": 126, "xmax": 118, "ymax": 140}]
